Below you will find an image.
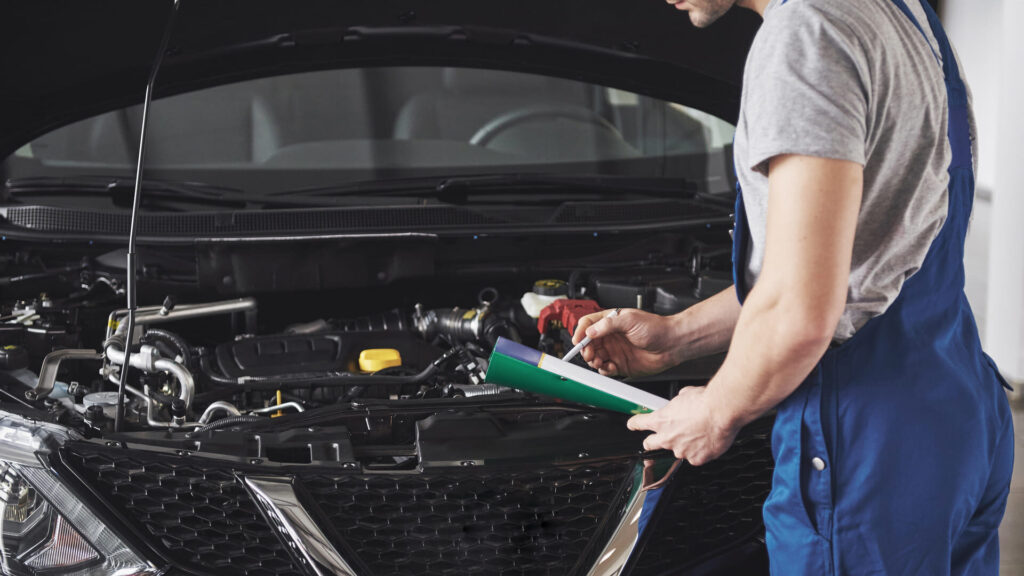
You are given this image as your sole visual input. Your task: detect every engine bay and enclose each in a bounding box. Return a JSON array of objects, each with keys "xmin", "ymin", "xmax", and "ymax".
[{"xmin": 0, "ymin": 237, "xmax": 732, "ymax": 467}]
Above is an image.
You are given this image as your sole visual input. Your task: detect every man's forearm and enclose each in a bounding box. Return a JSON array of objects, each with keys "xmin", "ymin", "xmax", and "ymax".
[
  {"xmin": 702, "ymin": 155, "xmax": 861, "ymax": 431},
  {"xmin": 670, "ymin": 286, "xmax": 743, "ymax": 364},
  {"xmin": 703, "ymin": 281, "xmax": 837, "ymax": 432},
  {"xmin": 626, "ymin": 156, "xmax": 861, "ymax": 465}
]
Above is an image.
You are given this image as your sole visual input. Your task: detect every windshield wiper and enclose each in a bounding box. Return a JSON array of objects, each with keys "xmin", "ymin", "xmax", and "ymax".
[
  {"xmin": 3, "ymin": 176, "xmax": 251, "ymax": 208},
  {"xmin": 434, "ymin": 173, "xmax": 705, "ymax": 199},
  {"xmin": 272, "ymin": 173, "xmax": 711, "ymax": 203},
  {"xmin": 434, "ymin": 174, "xmax": 740, "ymax": 208}
]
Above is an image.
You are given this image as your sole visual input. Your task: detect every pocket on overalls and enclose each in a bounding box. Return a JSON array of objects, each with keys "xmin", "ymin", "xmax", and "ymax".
[
  {"xmin": 983, "ymin": 352, "xmax": 1014, "ymax": 391},
  {"xmin": 775, "ymin": 369, "xmax": 826, "ymax": 535},
  {"xmin": 764, "ymin": 371, "xmax": 836, "ymax": 575},
  {"xmin": 797, "ymin": 419, "xmax": 823, "ymax": 534},
  {"xmin": 799, "ymin": 362, "xmax": 835, "ymax": 540}
]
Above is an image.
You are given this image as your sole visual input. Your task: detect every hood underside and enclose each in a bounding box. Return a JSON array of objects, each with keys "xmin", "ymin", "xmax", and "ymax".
[{"xmin": 0, "ymin": 0, "xmax": 760, "ymax": 159}]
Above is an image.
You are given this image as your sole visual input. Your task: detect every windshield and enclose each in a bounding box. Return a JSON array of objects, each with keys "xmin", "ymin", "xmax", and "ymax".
[{"xmin": 2, "ymin": 67, "xmax": 735, "ymax": 199}]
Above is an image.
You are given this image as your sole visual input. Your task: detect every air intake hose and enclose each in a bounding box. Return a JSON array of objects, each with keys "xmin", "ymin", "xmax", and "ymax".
[{"xmin": 412, "ymin": 304, "xmax": 520, "ymax": 347}]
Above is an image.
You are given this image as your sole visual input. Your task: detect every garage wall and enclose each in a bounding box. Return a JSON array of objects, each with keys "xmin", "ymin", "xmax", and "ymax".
[
  {"xmin": 943, "ymin": 0, "xmax": 1024, "ymax": 384},
  {"xmin": 943, "ymin": 0, "xmax": 1000, "ymax": 192}
]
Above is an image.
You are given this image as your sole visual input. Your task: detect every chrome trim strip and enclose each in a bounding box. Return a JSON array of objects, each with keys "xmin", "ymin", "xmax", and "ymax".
[
  {"xmin": 586, "ymin": 462, "xmax": 649, "ymax": 576},
  {"xmin": 243, "ymin": 476, "xmax": 358, "ymax": 576}
]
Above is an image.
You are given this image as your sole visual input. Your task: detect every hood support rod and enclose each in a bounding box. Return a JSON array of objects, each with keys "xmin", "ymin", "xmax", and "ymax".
[{"xmin": 115, "ymin": 0, "xmax": 181, "ymax": 432}]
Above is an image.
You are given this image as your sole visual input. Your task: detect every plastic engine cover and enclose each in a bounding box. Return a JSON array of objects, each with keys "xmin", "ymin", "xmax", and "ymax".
[{"xmin": 215, "ymin": 332, "xmax": 441, "ymax": 378}]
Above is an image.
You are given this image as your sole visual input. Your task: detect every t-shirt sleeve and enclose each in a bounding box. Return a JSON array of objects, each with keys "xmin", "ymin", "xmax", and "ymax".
[{"xmin": 743, "ymin": 4, "xmax": 870, "ymax": 175}]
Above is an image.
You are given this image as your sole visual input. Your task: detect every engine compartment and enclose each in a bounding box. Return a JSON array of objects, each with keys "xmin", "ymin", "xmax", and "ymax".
[
  {"xmin": 0, "ymin": 227, "xmax": 786, "ymax": 576},
  {"xmin": 0, "ymin": 234, "xmax": 732, "ymax": 468}
]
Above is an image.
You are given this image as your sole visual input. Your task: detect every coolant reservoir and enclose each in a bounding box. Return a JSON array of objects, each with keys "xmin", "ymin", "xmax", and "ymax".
[
  {"xmin": 520, "ymin": 279, "xmax": 569, "ymax": 318},
  {"xmin": 358, "ymin": 348, "xmax": 402, "ymax": 373}
]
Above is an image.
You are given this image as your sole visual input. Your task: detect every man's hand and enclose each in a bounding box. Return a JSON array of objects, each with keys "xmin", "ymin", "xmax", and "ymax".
[
  {"xmin": 573, "ymin": 288, "xmax": 743, "ymax": 378},
  {"xmin": 572, "ymin": 308, "xmax": 682, "ymax": 378},
  {"xmin": 627, "ymin": 385, "xmax": 739, "ymax": 466}
]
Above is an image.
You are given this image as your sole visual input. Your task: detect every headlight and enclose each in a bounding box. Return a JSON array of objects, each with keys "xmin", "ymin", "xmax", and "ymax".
[{"xmin": 0, "ymin": 413, "xmax": 162, "ymax": 576}]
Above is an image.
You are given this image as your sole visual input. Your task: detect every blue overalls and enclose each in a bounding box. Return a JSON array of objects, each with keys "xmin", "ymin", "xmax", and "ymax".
[{"xmin": 731, "ymin": 0, "xmax": 1016, "ymax": 573}]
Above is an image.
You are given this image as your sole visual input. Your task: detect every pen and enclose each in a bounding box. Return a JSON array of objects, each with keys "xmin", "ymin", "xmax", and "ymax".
[{"xmin": 561, "ymin": 307, "xmax": 621, "ymax": 363}]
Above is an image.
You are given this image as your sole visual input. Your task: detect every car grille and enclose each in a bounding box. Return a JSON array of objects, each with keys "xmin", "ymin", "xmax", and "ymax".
[
  {"xmin": 61, "ymin": 448, "xmax": 303, "ymax": 576},
  {"xmin": 630, "ymin": 416, "xmax": 775, "ymax": 575},
  {"xmin": 304, "ymin": 461, "xmax": 633, "ymax": 576},
  {"xmin": 60, "ymin": 445, "xmax": 634, "ymax": 576}
]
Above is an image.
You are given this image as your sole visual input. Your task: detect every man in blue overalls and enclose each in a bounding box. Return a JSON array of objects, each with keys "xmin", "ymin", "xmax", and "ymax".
[{"xmin": 574, "ymin": 0, "xmax": 1015, "ymax": 572}]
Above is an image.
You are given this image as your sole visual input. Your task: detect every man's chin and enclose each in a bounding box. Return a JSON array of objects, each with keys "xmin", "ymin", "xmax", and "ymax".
[
  {"xmin": 689, "ymin": 13, "xmax": 711, "ymax": 28},
  {"xmin": 687, "ymin": 4, "xmax": 733, "ymax": 28},
  {"xmin": 688, "ymin": 12, "xmax": 721, "ymax": 28}
]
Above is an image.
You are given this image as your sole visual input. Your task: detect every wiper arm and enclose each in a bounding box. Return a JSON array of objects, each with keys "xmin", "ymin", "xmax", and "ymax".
[
  {"xmin": 433, "ymin": 174, "xmax": 740, "ymax": 207},
  {"xmin": 275, "ymin": 173, "xmax": 703, "ymax": 201},
  {"xmin": 3, "ymin": 176, "xmax": 249, "ymax": 207},
  {"xmin": 435, "ymin": 173, "xmax": 700, "ymax": 196}
]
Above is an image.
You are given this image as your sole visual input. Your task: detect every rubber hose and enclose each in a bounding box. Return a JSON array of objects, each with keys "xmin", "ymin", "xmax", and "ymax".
[
  {"xmin": 143, "ymin": 329, "xmax": 194, "ymax": 368},
  {"xmin": 200, "ymin": 353, "xmax": 239, "ymax": 385},
  {"xmin": 193, "ymin": 415, "xmax": 264, "ymax": 433}
]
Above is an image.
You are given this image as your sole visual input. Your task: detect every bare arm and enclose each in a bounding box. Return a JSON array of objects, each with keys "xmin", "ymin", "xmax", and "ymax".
[
  {"xmin": 573, "ymin": 285, "xmax": 741, "ymax": 378},
  {"xmin": 705, "ymin": 155, "xmax": 862, "ymax": 428},
  {"xmin": 628, "ymin": 154, "xmax": 863, "ymax": 464},
  {"xmin": 670, "ymin": 285, "xmax": 742, "ymax": 363}
]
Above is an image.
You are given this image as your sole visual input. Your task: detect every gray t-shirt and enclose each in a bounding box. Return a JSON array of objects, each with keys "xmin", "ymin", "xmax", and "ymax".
[{"xmin": 733, "ymin": 0, "xmax": 977, "ymax": 340}]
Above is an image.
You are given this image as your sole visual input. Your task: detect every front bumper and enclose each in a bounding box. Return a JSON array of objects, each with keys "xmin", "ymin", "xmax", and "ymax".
[
  {"xmin": 50, "ymin": 417, "xmax": 773, "ymax": 576},
  {"xmin": 0, "ymin": 408, "xmax": 773, "ymax": 576}
]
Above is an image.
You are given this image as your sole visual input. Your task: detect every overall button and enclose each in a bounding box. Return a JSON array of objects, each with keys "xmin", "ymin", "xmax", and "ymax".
[{"xmin": 811, "ymin": 457, "xmax": 827, "ymax": 471}]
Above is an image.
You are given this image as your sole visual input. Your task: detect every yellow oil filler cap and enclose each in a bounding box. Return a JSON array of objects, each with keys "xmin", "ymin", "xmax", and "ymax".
[{"xmin": 358, "ymin": 348, "xmax": 402, "ymax": 373}]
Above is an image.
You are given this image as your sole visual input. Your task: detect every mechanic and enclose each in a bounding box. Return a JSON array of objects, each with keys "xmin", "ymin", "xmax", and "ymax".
[{"xmin": 573, "ymin": 0, "xmax": 1014, "ymax": 573}]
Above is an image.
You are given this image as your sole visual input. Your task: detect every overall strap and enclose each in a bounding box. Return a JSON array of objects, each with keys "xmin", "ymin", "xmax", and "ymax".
[
  {"xmin": 731, "ymin": 175, "xmax": 751, "ymax": 304},
  {"xmin": 736, "ymin": 0, "xmax": 974, "ymax": 305},
  {"xmin": 775, "ymin": 0, "xmax": 971, "ymax": 173},
  {"xmin": 886, "ymin": 0, "xmax": 972, "ymax": 172}
]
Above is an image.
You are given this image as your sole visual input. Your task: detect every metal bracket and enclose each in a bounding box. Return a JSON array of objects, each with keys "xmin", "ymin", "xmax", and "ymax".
[{"xmin": 25, "ymin": 349, "xmax": 103, "ymax": 401}]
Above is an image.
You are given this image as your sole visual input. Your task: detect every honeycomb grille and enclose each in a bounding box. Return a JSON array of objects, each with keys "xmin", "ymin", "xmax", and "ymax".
[
  {"xmin": 304, "ymin": 461, "xmax": 634, "ymax": 576},
  {"xmin": 631, "ymin": 416, "xmax": 775, "ymax": 575},
  {"xmin": 62, "ymin": 444, "xmax": 635, "ymax": 576},
  {"xmin": 61, "ymin": 447, "xmax": 302, "ymax": 576},
  {"xmin": 61, "ymin": 425, "xmax": 772, "ymax": 576}
]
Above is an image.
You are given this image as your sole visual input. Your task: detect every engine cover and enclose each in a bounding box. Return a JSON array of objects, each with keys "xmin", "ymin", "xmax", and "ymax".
[{"xmin": 215, "ymin": 332, "xmax": 441, "ymax": 379}]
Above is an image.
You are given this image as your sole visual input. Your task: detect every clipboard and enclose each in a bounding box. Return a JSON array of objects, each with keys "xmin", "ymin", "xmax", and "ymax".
[{"xmin": 484, "ymin": 337, "xmax": 669, "ymax": 415}]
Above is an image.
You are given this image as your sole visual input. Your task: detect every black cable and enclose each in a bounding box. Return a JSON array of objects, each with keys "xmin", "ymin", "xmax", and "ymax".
[
  {"xmin": 114, "ymin": 0, "xmax": 181, "ymax": 433},
  {"xmin": 0, "ymin": 374, "xmax": 33, "ymax": 409},
  {"xmin": 193, "ymin": 415, "xmax": 263, "ymax": 434},
  {"xmin": 0, "ymin": 264, "xmax": 86, "ymax": 287}
]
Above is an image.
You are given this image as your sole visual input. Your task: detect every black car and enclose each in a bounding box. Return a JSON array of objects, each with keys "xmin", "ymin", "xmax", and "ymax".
[{"xmin": 0, "ymin": 2, "xmax": 772, "ymax": 575}]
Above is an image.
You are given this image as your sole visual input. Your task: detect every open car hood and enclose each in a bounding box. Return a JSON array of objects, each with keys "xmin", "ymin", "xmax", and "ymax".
[{"xmin": 0, "ymin": 0, "xmax": 760, "ymax": 159}]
